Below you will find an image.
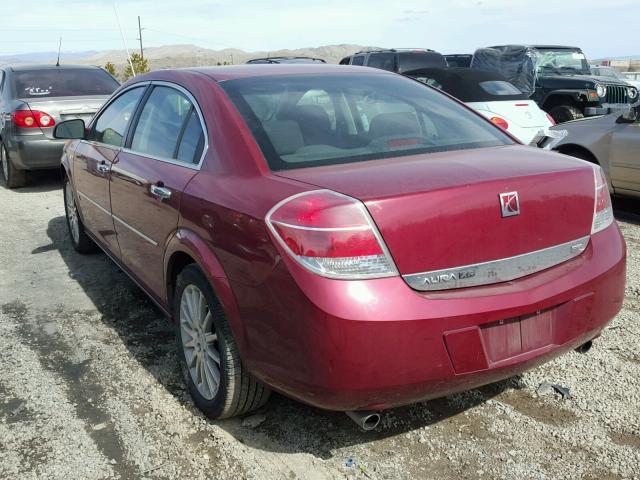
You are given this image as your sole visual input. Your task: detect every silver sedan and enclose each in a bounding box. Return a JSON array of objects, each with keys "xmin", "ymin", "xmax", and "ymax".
[{"xmin": 539, "ymin": 106, "xmax": 640, "ymax": 198}]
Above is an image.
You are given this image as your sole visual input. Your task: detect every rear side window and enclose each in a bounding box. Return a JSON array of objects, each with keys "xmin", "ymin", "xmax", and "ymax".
[
  {"xmin": 351, "ymin": 55, "xmax": 365, "ymax": 66},
  {"xmin": 397, "ymin": 52, "xmax": 447, "ymax": 72},
  {"xmin": 221, "ymin": 74, "xmax": 514, "ymax": 170},
  {"xmin": 176, "ymin": 109, "xmax": 205, "ymax": 163},
  {"xmin": 130, "ymin": 86, "xmax": 193, "ymax": 159},
  {"xmin": 366, "ymin": 53, "xmax": 395, "ymax": 71},
  {"xmin": 12, "ymin": 68, "xmax": 119, "ymax": 98},
  {"xmin": 89, "ymin": 87, "xmax": 145, "ymax": 147}
]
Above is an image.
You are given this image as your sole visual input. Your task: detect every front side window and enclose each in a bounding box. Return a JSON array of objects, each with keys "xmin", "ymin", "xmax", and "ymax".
[
  {"xmin": 89, "ymin": 86, "xmax": 145, "ymax": 147},
  {"xmin": 13, "ymin": 68, "xmax": 119, "ymax": 98},
  {"xmin": 130, "ymin": 86, "xmax": 194, "ymax": 159},
  {"xmin": 221, "ymin": 74, "xmax": 514, "ymax": 170},
  {"xmin": 351, "ymin": 55, "xmax": 365, "ymax": 66}
]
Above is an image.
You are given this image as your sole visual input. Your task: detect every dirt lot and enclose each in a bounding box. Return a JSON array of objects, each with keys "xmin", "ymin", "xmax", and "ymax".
[{"xmin": 0, "ymin": 171, "xmax": 639, "ymax": 480}]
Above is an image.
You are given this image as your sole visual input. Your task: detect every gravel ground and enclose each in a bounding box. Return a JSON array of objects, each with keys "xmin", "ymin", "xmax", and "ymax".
[{"xmin": 0, "ymin": 171, "xmax": 638, "ymax": 480}]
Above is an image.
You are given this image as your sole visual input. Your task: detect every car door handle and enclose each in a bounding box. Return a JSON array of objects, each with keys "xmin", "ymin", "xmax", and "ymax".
[
  {"xmin": 150, "ymin": 184, "xmax": 172, "ymax": 200},
  {"xmin": 96, "ymin": 163, "xmax": 109, "ymax": 175}
]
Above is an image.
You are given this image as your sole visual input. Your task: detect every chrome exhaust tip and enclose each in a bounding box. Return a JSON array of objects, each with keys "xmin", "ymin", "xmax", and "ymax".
[
  {"xmin": 575, "ymin": 340, "xmax": 593, "ymax": 354},
  {"xmin": 345, "ymin": 410, "xmax": 381, "ymax": 431}
]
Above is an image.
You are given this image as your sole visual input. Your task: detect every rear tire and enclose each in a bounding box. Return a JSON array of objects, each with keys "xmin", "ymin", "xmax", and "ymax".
[
  {"xmin": 174, "ymin": 264, "xmax": 270, "ymax": 419},
  {"xmin": 548, "ymin": 105, "xmax": 584, "ymax": 124},
  {"xmin": 63, "ymin": 176, "xmax": 98, "ymax": 254},
  {"xmin": 1, "ymin": 143, "xmax": 27, "ymax": 189}
]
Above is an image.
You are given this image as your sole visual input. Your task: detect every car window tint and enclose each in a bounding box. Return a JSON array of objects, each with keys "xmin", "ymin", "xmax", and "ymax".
[
  {"xmin": 222, "ymin": 74, "xmax": 514, "ymax": 171},
  {"xmin": 479, "ymin": 81, "xmax": 522, "ymax": 95},
  {"xmin": 366, "ymin": 53, "xmax": 395, "ymax": 71},
  {"xmin": 90, "ymin": 87, "xmax": 145, "ymax": 147},
  {"xmin": 13, "ymin": 68, "xmax": 119, "ymax": 98},
  {"xmin": 176, "ymin": 109, "xmax": 205, "ymax": 163},
  {"xmin": 131, "ymin": 86, "xmax": 192, "ymax": 159},
  {"xmin": 351, "ymin": 55, "xmax": 365, "ymax": 66}
]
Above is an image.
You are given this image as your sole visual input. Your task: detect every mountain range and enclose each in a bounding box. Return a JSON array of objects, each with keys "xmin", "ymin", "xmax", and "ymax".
[{"xmin": 0, "ymin": 44, "xmax": 373, "ymax": 69}]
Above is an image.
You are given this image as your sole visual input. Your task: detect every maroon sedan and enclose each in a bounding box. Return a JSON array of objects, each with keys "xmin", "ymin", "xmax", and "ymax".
[{"xmin": 54, "ymin": 65, "xmax": 626, "ymax": 428}]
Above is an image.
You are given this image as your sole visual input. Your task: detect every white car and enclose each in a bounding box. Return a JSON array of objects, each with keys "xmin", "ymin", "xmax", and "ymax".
[
  {"xmin": 591, "ymin": 65, "xmax": 640, "ymax": 90},
  {"xmin": 406, "ymin": 67, "xmax": 555, "ymax": 144}
]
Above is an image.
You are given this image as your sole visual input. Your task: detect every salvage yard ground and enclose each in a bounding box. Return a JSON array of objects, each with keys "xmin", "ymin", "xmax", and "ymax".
[{"xmin": 0, "ymin": 171, "xmax": 638, "ymax": 480}]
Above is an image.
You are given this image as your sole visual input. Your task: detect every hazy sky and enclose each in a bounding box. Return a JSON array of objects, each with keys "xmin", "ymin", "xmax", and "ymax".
[{"xmin": 1, "ymin": 0, "xmax": 637, "ymax": 59}]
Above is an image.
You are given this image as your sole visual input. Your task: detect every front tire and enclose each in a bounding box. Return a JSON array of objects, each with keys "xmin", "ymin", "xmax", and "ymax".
[
  {"xmin": 174, "ymin": 264, "xmax": 270, "ymax": 419},
  {"xmin": 1, "ymin": 143, "xmax": 27, "ymax": 189},
  {"xmin": 548, "ymin": 105, "xmax": 584, "ymax": 124},
  {"xmin": 63, "ymin": 177, "xmax": 98, "ymax": 254}
]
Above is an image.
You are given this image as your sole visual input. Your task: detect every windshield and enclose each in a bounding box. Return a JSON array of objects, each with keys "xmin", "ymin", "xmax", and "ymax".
[
  {"xmin": 13, "ymin": 68, "xmax": 119, "ymax": 98},
  {"xmin": 221, "ymin": 74, "xmax": 514, "ymax": 170},
  {"xmin": 536, "ymin": 50, "xmax": 590, "ymax": 76}
]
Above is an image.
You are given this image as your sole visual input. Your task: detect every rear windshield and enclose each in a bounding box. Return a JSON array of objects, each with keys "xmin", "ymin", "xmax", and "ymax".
[
  {"xmin": 13, "ymin": 68, "xmax": 119, "ymax": 98},
  {"xmin": 221, "ymin": 74, "xmax": 514, "ymax": 170},
  {"xmin": 397, "ymin": 52, "xmax": 447, "ymax": 72},
  {"xmin": 479, "ymin": 81, "xmax": 523, "ymax": 96}
]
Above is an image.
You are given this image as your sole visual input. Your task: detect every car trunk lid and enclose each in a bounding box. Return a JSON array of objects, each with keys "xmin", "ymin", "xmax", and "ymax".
[
  {"xmin": 19, "ymin": 95, "xmax": 110, "ymax": 138},
  {"xmin": 274, "ymin": 145, "xmax": 595, "ymax": 284},
  {"xmin": 468, "ymin": 100, "xmax": 550, "ymax": 128}
]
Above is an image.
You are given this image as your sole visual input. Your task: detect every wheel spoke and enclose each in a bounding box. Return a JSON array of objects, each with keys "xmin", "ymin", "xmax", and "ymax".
[{"xmin": 205, "ymin": 344, "xmax": 220, "ymax": 364}]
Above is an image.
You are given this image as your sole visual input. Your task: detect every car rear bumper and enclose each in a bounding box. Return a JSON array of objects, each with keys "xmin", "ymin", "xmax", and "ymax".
[
  {"xmin": 6, "ymin": 134, "xmax": 66, "ymax": 170},
  {"xmin": 237, "ymin": 223, "xmax": 626, "ymax": 412}
]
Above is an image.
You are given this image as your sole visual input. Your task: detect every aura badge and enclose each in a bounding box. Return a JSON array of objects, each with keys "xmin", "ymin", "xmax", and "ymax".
[{"xmin": 499, "ymin": 192, "xmax": 520, "ymax": 217}]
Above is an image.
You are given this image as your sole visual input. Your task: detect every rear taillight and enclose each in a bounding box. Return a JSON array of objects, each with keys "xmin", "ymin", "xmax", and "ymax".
[
  {"xmin": 266, "ymin": 190, "xmax": 398, "ymax": 279},
  {"xmin": 546, "ymin": 113, "xmax": 556, "ymax": 126},
  {"xmin": 11, "ymin": 109, "xmax": 55, "ymax": 129},
  {"xmin": 591, "ymin": 165, "xmax": 614, "ymax": 234},
  {"xmin": 490, "ymin": 116, "xmax": 509, "ymax": 130}
]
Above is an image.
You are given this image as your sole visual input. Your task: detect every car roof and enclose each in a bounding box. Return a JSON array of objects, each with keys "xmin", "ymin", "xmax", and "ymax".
[
  {"xmin": 182, "ymin": 64, "xmax": 391, "ymax": 82},
  {"xmin": 3, "ymin": 64, "xmax": 103, "ymax": 72},
  {"xmin": 489, "ymin": 45, "xmax": 581, "ymax": 51}
]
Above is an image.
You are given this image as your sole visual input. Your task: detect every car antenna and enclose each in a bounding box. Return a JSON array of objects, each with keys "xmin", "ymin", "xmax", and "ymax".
[{"xmin": 56, "ymin": 37, "xmax": 62, "ymax": 66}]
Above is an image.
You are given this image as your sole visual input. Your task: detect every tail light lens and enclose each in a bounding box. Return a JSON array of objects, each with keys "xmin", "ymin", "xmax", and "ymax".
[
  {"xmin": 11, "ymin": 109, "xmax": 55, "ymax": 129},
  {"xmin": 490, "ymin": 116, "xmax": 509, "ymax": 130},
  {"xmin": 266, "ymin": 190, "xmax": 398, "ymax": 279},
  {"xmin": 591, "ymin": 165, "xmax": 614, "ymax": 234},
  {"xmin": 546, "ymin": 113, "xmax": 556, "ymax": 126}
]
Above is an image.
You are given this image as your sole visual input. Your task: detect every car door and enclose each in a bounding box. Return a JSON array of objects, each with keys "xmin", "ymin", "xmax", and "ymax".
[
  {"xmin": 73, "ymin": 85, "xmax": 147, "ymax": 253},
  {"xmin": 608, "ymin": 117, "xmax": 640, "ymax": 193},
  {"xmin": 109, "ymin": 83, "xmax": 205, "ymax": 299}
]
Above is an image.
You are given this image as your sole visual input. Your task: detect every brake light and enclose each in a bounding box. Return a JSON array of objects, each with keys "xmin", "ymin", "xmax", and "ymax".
[
  {"xmin": 490, "ymin": 116, "xmax": 509, "ymax": 130},
  {"xmin": 11, "ymin": 109, "xmax": 55, "ymax": 129},
  {"xmin": 546, "ymin": 113, "xmax": 556, "ymax": 126},
  {"xmin": 591, "ymin": 165, "xmax": 614, "ymax": 234},
  {"xmin": 266, "ymin": 190, "xmax": 398, "ymax": 279}
]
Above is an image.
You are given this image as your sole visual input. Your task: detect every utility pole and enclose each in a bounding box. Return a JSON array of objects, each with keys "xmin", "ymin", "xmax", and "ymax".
[{"xmin": 137, "ymin": 16, "xmax": 144, "ymax": 59}]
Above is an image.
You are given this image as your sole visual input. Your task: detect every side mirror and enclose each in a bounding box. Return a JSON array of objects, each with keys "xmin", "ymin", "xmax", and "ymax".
[
  {"xmin": 54, "ymin": 119, "xmax": 86, "ymax": 139},
  {"xmin": 618, "ymin": 108, "xmax": 638, "ymax": 124}
]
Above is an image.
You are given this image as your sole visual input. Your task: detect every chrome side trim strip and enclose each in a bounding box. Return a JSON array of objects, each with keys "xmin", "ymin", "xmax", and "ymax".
[
  {"xmin": 403, "ymin": 236, "xmax": 590, "ymax": 291},
  {"xmin": 77, "ymin": 190, "xmax": 158, "ymax": 247},
  {"xmin": 112, "ymin": 215, "xmax": 158, "ymax": 246},
  {"xmin": 77, "ymin": 191, "xmax": 111, "ymax": 216}
]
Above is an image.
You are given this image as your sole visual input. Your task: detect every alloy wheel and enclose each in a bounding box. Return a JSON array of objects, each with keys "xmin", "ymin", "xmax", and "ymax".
[
  {"xmin": 180, "ymin": 284, "xmax": 221, "ymax": 400},
  {"xmin": 65, "ymin": 182, "xmax": 80, "ymax": 245}
]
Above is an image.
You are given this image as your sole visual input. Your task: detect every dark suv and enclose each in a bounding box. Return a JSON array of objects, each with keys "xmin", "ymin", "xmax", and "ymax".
[
  {"xmin": 471, "ymin": 45, "xmax": 638, "ymax": 123},
  {"xmin": 246, "ymin": 56, "xmax": 326, "ymax": 64},
  {"xmin": 340, "ymin": 49, "xmax": 447, "ymax": 74}
]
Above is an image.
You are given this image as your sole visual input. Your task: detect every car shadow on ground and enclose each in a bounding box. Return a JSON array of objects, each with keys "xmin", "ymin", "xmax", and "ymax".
[
  {"xmin": 0, "ymin": 169, "xmax": 62, "ymax": 193},
  {"xmin": 44, "ymin": 214, "xmax": 521, "ymax": 458},
  {"xmin": 613, "ymin": 196, "xmax": 640, "ymax": 226}
]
